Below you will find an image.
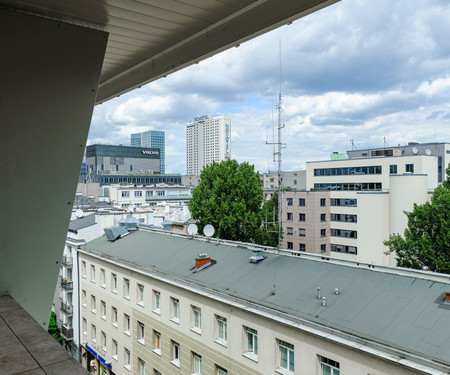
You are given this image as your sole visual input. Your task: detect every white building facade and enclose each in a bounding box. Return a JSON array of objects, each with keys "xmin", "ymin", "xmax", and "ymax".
[{"xmin": 186, "ymin": 115, "xmax": 231, "ymax": 175}]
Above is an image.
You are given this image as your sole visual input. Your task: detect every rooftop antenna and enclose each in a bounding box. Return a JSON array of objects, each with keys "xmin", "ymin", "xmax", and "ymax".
[
  {"xmin": 350, "ymin": 139, "xmax": 356, "ymax": 150},
  {"xmin": 383, "ymin": 136, "xmax": 386, "ymax": 148}
]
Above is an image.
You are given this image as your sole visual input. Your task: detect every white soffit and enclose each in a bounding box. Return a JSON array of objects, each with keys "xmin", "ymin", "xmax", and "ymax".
[{"xmin": 1, "ymin": 0, "xmax": 339, "ymax": 104}]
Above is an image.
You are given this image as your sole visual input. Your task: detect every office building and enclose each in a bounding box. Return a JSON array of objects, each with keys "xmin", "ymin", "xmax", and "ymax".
[
  {"xmin": 186, "ymin": 114, "xmax": 231, "ymax": 175},
  {"xmin": 77, "ymin": 227, "xmax": 450, "ymax": 375},
  {"xmin": 131, "ymin": 130, "xmax": 166, "ymax": 174},
  {"xmin": 86, "ymin": 144, "xmax": 161, "ymax": 176}
]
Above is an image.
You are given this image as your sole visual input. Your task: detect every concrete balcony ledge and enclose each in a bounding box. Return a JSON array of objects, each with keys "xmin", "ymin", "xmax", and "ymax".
[{"xmin": 0, "ymin": 295, "xmax": 88, "ymax": 375}]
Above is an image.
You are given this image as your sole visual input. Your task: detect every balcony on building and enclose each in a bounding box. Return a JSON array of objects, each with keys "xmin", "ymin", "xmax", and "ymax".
[
  {"xmin": 61, "ymin": 324, "xmax": 74, "ymax": 341},
  {"xmin": 60, "ymin": 301, "xmax": 73, "ymax": 316},
  {"xmin": 62, "ymin": 255, "xmax": 73, "ymax": 268},
  {"xmin": 60, "ymin": 276, "xmax": 73, "ymax": 291}
]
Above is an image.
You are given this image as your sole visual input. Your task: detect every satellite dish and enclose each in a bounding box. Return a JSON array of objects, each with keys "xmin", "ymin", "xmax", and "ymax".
[
  {"xmin": 425, "ymin": 149, "xmax": 431, "ymax": 155},
  {"xmin": 203, "ymin": 224, "xmax": 215, "ymax": 237},
  {"xmin": 187, "ymin": 223, "xmax": 198, "ymax": 235},
  {"xmin": 75, "ymin": 209, "xmax": 84, "ymax": 218},
  {"xmin": 412, "ymin": 147, "xmax": 418, "ymax": 154}
]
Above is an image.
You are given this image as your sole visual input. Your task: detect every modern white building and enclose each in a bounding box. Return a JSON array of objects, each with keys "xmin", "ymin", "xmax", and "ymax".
[
  {"xmin": 186, "ymin": 115, "xmax": 231, "ymax": 175},
  {"xmin": 76, "ymin": 227, "xmax": 450, "ymax": 375}
]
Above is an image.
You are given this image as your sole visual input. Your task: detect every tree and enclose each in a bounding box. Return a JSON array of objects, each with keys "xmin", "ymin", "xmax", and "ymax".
[
  {"xmin": 189, "ymin": 160, "xmax": 265, "ymax": 243},
  {"xmin": 259, "ymin": 191, "xmax": 281, "ymax": 247},
  {"xmin": 48, "ymin": 311, "xmax": 63, "ymax": 343},
  {"xmin": 384, "ymin": 166, "xmax": 450, "ymax": 273}
]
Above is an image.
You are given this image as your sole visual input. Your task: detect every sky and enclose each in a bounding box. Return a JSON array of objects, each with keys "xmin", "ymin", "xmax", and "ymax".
[{"xmin": 88, "ymin": 0, "xmax": 450, "ymax": 175}]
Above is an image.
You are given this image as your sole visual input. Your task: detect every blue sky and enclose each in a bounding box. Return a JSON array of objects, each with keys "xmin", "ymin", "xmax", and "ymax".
[{"xmin": 88, "ymin": 0, "xmax": 450, "ymax": 174}]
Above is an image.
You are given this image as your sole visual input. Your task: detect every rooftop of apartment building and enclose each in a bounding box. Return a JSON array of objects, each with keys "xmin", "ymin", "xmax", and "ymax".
[{"xmin": 81, "ymin": 227, "xmax": 450, "ymax": 372}]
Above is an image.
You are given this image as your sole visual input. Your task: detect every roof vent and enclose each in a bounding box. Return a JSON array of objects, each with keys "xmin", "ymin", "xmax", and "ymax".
[
  {"xmin": 195, "ymin": 253, "xmax": 211, "ymax": 272},
  {"xmin": 162, "ymin": 220, "xmax": 173, "ymax": 230},
  {"xmin": 445, "ymin": 292, "xmax": 450, "ymax": 305},
  {"xmin": 104, "ymin": 226, "xmax": 129, "ymax": 241},
  {"xmin": 249, "ymin": 248, "xmax": 265, "ymax": 263},
  {"xmin": 118, "ymin": 215, "xmax": 140, "ymax": 231}
]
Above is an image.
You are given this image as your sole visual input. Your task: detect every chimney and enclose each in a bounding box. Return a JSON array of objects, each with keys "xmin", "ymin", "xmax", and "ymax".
[
  {"xmin": 195, "ymin": 253, "xmax": 211, "ymax": 271},
  {"xmin": 445, "ymin": 291, "xmax": 450, "ymax": 305}
]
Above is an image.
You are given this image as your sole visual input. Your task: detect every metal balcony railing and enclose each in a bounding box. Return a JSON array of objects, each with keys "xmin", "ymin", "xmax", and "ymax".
[
  {"xmin": 61, "ymin": 256, "xmax": 73, "ymax": 268},
  {"xmin": 60, "ymin": 302, "xmax": 73, "ymax": 315},
  {"xmin": 60, "ymin": 277, "xmax": 73, "ymax": 291},
  {"xmin": 61, "ymin": 325, "xmax": 73, "ymax": 340}
]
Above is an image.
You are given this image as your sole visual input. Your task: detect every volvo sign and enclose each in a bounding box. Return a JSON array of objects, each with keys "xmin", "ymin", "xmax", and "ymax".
[{"xmin": 142, "ymin": 150, "xmax": 159, "ymax": 155}]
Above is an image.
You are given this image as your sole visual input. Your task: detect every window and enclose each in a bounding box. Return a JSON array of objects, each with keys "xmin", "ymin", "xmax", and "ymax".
[
  {"xmin": 331, "ymin": 244, "xmax": 358, "ymax": 254},
  {"xmin": 287, "ymin": 227, "xmax": 293, "ymax": 236},
  {"xmin": 299, "ymin": 228, "xmax": 306, "ymax": 237},
  {"xmin": 124, "ymin": 314, "xmax": 130, "ymax": 335},
  {"xmin": 299, "ymin": 244, "xmax": 305, "ymax": 251},
  {"xmin": 299, "ymin": 213, "xmax": 305, "ymax": 222},
  {"xmin": 244, "ymin": 327, "xmax": 258, "ymax": 359},
  {"xmin": 299, "ymin": 198, "xmax": 305, "ymax": 206},
  {"xmin": 287, "ymin": 242, "xmax": 293, "ymax": 250},
  {"xmin": 287, "ymin": 198, "xmax": 293, "ymax": 206},
  {"xmin": 101, "ymin": 300, "xmax": 106, "ymax": 319},
  {"xmin": 82, "ymin": 318, "xmax": 87, "ymax": 335},
  {"xmin": 216, "ymin": 316, "xmax": 227, "ymax": 344},
  {"xmin": 171, "ymin": 341, "xmax": 180, "ymax": 367},
  {"xmin": 330, "ymin": 198, "xmax": 357, "ymax": 207},
  {"xmin": 331, "ymin": 229, "xmax": 357, "ymax": 239},
  {"xmin": 135, "ymin": 190, "xmax": 142, "ymax": 197},
  {"xmin": 193, "ymin": 353, "xmax": 202, "ymax": 374},
  {"xmin": 406, "ymin": 163, "xmax": 414, "ymax": 173},
  {"xmin": 138, "ymin": 321, "xmax": 145, "ymax": 344},
  {"xmin": 112, "ymin": 307, "xmax": 118, "ymax": 326},
  {"xmin": 124, "ymin": 348, "xmax": 131, "ymax": 370},
  {"xmin": 153, "ymin": 290, "xmax": 161, "ymax": 313},
  {"xmin": 320, "ymin": 356, "xmax": 340, "ymax": 375},
  {"xmin": 153, "ymin": 331, "xmax": 161, "ymax": 355},
  {"xmin": 90, "ymin": 265, "xmax": 96, "ymax": 282},
  {"xmin": 91, "ymin": 324, "xmax": 96, "ymax": 343},
  {"xmin": 171, "ymin": 297, "xmax": 180, "ymax": 322},
  {"xmin": 287, "ymin": 212, "xmax": 293, "ymax": 221},
  {"xmin": 112, "ymin": 339, "xmax": 118, "ymax": 360},
  {"xmin": 123, "ymin": 278, "xmax": 130, "ymax": 299},
  {"xmin": 111, "ymin": 273, "xmax": 117, "ymax": 293},
  {"xmin": 320, "ymin": 198, "xmax": 326, "ymax": 206},
  {"xmin": 217, "ymin": 366, "xmax": 227, "ymax": 375},
  {"xmin": 320, "ymin": 213, "xmax": 326, "ymax": 222},
  {"xmin": 81, "ymin": 261, "xmax": 86, "ymax": 278},
  {"xmin": 191, "ymin": 306, "xmax": 201, "ymax": 333},
  {"xmin": 100, "ymin": 268, "xmax": 106, "ymax": 287},
  {"xmin": 82, "ymin": 290, "xmax": 87, "ymax": 306},
  {"xmin": 321, "ymin": 244, "xmax": 326, "ymax": 253},
  {"xmin": 330, "ymin": 214, "xmax": 357, "ymax": 223},
  {"xmin": 138, "ymin": 284, "xmax": 144, "ymax": 305},
  {"xmin": 139, "ymin": 359, "xmax": 145, "ymax": 375},
  {"xmin": 122, "ymin": 191, "xmax": 129, "ymax": 197},
  {"xmin": 321, "ymin": 229, "xmax": 326, "ymax": 237},
  {"xmin": 91, "ymin": 295, "xmax": 96, "ymax": 313},
  {"xmin": 101, "ymin": 331, "xmax": 106, "ymax": 351},
  {"xmin": 278, "ymin": 340, "xmax": 294, "ymax": 373},
  {"xmin": 390, "ymin": 164, "xmax": 397, "ymax": 174}
]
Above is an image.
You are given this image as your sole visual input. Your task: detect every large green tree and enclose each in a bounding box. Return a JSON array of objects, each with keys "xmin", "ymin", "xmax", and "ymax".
[
  {"xmin": 384, "ymin": 166, "xmax": 450, "ymax": 273},
  {"xmin": 259, "ymin": 191, "xmax": 281, "ymax": 247},
  {"xmin": 189, "ymin": 160, "xmax": 265, "ymax": 243}
]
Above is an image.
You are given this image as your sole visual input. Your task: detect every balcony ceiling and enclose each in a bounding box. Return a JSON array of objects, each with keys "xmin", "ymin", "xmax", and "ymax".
[{"xmin": 2, "ymin": 0, "xmax": 339, "ymax": 104}]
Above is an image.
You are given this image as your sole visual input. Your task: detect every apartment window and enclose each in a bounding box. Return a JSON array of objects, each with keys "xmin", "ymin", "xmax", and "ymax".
[
  {"xmin": 320, "ymin": 213, "xmax": 326, "ymax": 222},
  {"xmin": 101, "ymin": 300, "xmax": 106, "ymax": 319},
  {"xmin": 111, "ymin": 273, "xmax": 117, "ymax": 293},
  {"xmin": 81, "ymin": 261, "xmax": 86, "ymax": 278},
  {"xmin": 278, "ymin": 340, "xmax": 294, "ymax": 373},
  {"xmin": 299, "ymin": 198, "xmax": 305, "ymax": 206},
  {"xmin": 112, "ymin": 339, "xmax": 118, "ymax": 360},
  {"xmin": 406, "ymin": 163, "xmax": 414, "ymax": 173},
  {"xmin": 171, "ymin": 297, "xmax": 180, "ymax": 322},
  {"xmin": 138, "ymin": 284, "xmax": 144, "ymax": 306},
  {"xmin": 89, "ymin": 325, "xmax": 96, "ymax": 345},
  {"xmin": 244, "ymin": 327, "xmax": 258, "ymax": 359},
  {"xmin": 287, "ymin": 227, "xmax": 293, "ymax": 236},
  {"xmin": 330, "ymin": 198, "xmax": 357, "ymax": 207},
  {"xmin": 100, "ymin": 268, "xmax": 106, "ymax": 287},
  {"xmin": 330, "ymin": 213, "xmax": 357, "ymax": 223},
  {"xmin": 191, "ymin": 306, "xmax": 201, "ymax": 333},
  {"xmin": 321, "ymin": 229, "xmax": 326, "ymax": 237},
  {"xmin": 299, "ymin": 228, "xmax": 306, "ymax": 237},
  {"xmin": 321, "ymin": 244, "xmax": 326, "ymax": 253},
  {"xmin": 193, "ymin": 353, "xmax": 202, "ymax": 374},
  {"xmin": 91, "ymin": 295, "xmax": 96, "ymax": 313},
  {"xmin": 297, "ymin": 213, "xmax": 304, "ymax": 222},
  {"xmin": 153, "ymin": 290, "xmax": 161, "ymax": 313},
  {"xmin": 390, "ymin": 164, "xmax": 397, "ymax": 174},
  {"xmin": 287, "ymin": 198, "xmax": 293, "ymax": 206},
  {"xmin": 124, "ymin": 314, "xmax": 130, "ymax": 335},
  {"xmin": 331, "ymin": 244, "xmax": 358, "ymax": 255},
  {"xmin": 287, "ymin": 242, "xmax": 293, "ymax": 250},
  {"xmin": 123, "ymin": 278, "xmax": 130, "ymax": 299},
  {"xmin": 135, "ymin": 190, "xmax": 142, "ymax": 197},
  {"xmin": 320, "ymin": 356, "xmax": 340, "ymax": 375},
  {"xmin": 82, "ymin": 290, "xmax": 87, "ymax": 307},
  {"xmin": 122, "ymin": 191, "xmax": 129, "ymax": 197},
  {"xmin": 153, "ymin": 331, "xmax": 161, "ymax": 355},
  {"xmin": 101, "ymin": 331, "xmax": 106, "ymax": 351},
  {"xmin": 299, "ymin": 244, "xmax": 305, "ymax": 251},
  {"xmin": 216, "ymin": 316, "xmax": 227, "ymax": 344},
  {"xmin": 90, "ymin": 265, "xmax": 96, "ymax": 282},
  {"xmin": 112, "ymin": 307, "xmax": 118, "ymax": 326},
  {"xmin": 331, "ymin": 229, "xmax": 357, "ymax": 239},
  {"xmin": 217, "ymin": 366, "xmax": 227, "ymax": 375},
  {"xmin": 139, "ymin": 359, "xmax": 145, "ymax": 375},
  {"xmin": 320, "ymin": 198, "xmax": 326, "ymax": 206},
  {"xmin": 287, "ymin": 212, "xmax": 293, "ymax": 221},
  {"xmin": 82, "ymin": 318, "xmax": 87, "ymax": 335},
  {"xmin": 171, "ymin": 341, "xmax": 180, "ymax": 367},
  {"xmin": 138, "ymin": 321, "xmax": 145, "ymax": 344},
  {"xmin": 124, "ymin": 348, "xmax": 131, "ymax": 370}
]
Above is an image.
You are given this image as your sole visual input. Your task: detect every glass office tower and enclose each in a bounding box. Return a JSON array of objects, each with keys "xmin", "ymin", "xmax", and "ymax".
[{"xmin": 131, "ymin": 130, "xmax": 165, "ymax": 174}]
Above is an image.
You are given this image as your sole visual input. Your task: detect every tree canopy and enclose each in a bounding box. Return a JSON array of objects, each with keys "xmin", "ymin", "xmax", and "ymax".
[
  {"xmin": 384, "ymin": 166, "xmax": 450, "ymax": 273},
  {"xmin": 189, "ymin": 160, "xmax": 276, "ymax": 244},
  {"xmin": 48, "ymin": 311, "xmax": 62, "ymax": 343}
]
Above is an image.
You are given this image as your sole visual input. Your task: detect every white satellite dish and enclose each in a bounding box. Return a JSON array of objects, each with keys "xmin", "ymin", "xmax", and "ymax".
[
  {"xmin": 203, "ymin": 224, "xmax": 215, "ymax": 237},
  {"xmin": 412, "ymin": 147, "xmax": 418, "ymax": 154},
  {"xmin": 187, "ymin": 223, "xmax": 198, "ymax": 235},
  {"xmin": 75, "ymin": 209, "xmax": 84, "ymax": 218},
  {"xmin": 425, "ymin": 149, "xmax": 431, "ymax": 155}
]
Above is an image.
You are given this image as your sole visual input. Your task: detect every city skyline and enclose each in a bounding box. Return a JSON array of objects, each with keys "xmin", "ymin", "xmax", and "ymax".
[{"xmin": 88, "ymin": 0, "xmax": 450, "ymax": 174}]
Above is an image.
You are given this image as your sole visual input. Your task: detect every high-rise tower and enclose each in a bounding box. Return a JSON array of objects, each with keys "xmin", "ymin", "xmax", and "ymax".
[{"xmin": 131, "ymin": 130, "xmax": 165, "ymax": 174}]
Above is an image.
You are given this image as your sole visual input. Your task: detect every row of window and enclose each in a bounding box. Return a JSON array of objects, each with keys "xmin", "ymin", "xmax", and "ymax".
[
  {"xmin": 331, "ymin": 244, "xmax": 358, "ymax": 255},
  {"xmin": 287, "ymin": 228, "xmax": 327, "ymax": 238},
  {"xmin": 287, "ymin": 198, "xmax": 327, "ymax": 207},
  {"xmin": 286, "ymin": 213, "xmax": 327, "ymax": 222},
  {"xmin": 330, "ymin": 213, "xmax": 357, "ymax": 223},
  {"xmin": 314, "ymin": 183, "xmax": 382, "ymax": 191},
  {"xmin": 314, "ymin": 165, "xmax": 382, "ymax": 176},
  {"xmin": 330, "ymin": 229, "xmax": 357, "ymax": 239},
  {"xmin": 286, "ymin": 242, "xmax": 327, "ymax": 253}
]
